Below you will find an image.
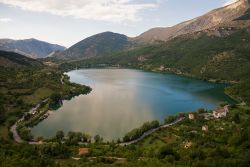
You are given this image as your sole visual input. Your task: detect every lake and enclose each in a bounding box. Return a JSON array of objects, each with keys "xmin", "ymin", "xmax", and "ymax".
[{"xmin": 31, "ymin": 69, "xmax": 234, "ymax": 140}]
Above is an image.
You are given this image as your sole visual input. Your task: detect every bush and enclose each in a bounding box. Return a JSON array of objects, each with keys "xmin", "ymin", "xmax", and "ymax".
[{"xmin": 165, "ymin": 116, "xmax": 177, "ymax": 124}]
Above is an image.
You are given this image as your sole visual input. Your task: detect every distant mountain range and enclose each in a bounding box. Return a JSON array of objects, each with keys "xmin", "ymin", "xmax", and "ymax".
[
  {"xmin": 0, "ymin": 50, "xmax": 43, "ymax": 67},
  {"xmin": 0, "ymin": 38, "xmax": 66, "ymax": 59},
  {"xmin": 2, "ymin": 0, "xmax": 249, "ymax": 68}
]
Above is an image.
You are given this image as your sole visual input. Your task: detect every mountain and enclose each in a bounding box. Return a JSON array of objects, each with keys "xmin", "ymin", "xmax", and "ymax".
[
  {"xmin": 60, "ymin": 13, "xmax": 250, "ymax": 82},
  {"xmin": 135, "ymin": 0, "xmax": 249, "ymax": 43},
  {"xmin": 0, "ymin": 50, "xmax": 43, "ymax": 67},
  {"xmin": 0, "ymin": 38, "xmax": 66, "ymax": 59},
  {"xmin": 54, "ymin": 31, "xmax": 133, "ymax": 60},
  {"xmin": 53, "ymin": 0, "xmax": 249, "ymax": 61}
]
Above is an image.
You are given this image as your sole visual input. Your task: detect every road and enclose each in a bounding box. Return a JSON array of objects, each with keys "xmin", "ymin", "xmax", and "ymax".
[
  {"xmin": 119, "ymin": 117, "xmax": 185, "ymax": 146},
  {"xmin": 11, "ymin": 75, "xmax": 64, "ymax": 143},
  {"xmin": 61, "ymin": 75, "xmax": 65, "ymax": 84},
  {"xmin": 10, "ymin": 99, "xmax": 48, "ymax": 143}
]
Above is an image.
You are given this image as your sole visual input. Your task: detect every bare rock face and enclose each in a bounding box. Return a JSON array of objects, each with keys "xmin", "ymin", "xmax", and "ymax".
[{"xmin": 135, "ymin": 0, "xmax": 250, "ymax": 43}]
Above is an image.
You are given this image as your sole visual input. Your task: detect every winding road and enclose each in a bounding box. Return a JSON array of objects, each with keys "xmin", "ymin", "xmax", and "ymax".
[
  {"xmin": 119, "ymin": 117, "xmax": 185, "ymax": 146},
  {"xmin": 11, "ymin": 75, "xmax": 65, "ymax": 143},
  {"xmin": 61, "ymin": 75, "xmax": 65, "ymax": 84},
  {"xmin": 10, "ymin": 99, "xmax": 48, "ymax": 143}
]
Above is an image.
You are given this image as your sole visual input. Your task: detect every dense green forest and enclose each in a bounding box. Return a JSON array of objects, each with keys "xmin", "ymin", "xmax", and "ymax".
[
  {"xmin": 1, "ymin": 53, "xmax": 250, "ymax": 166},
  {"xmin": 1, "ymin": 105, "xmax": 249, "ymax": 167}
]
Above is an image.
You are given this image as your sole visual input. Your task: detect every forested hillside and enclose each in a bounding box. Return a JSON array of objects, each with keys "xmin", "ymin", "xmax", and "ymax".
[
  {"xmin": 60, "ymin": 22, "xmax": 250, "ymax": 82},
  {"xmin": 0, "ymin": 51, "xmax": 44, "ymax": 67}
]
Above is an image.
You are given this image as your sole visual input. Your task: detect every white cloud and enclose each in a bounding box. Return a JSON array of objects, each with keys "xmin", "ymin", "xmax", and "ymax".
[
  {"xmin": 0, "ymin": 0, "xmax": 158, "ymax": 22},
  {"xmin": 223, "ymin": 0, "xmax": 238, "ymax": 6},
  {"xmin": 0, "ymin": 17, "xmax": 12, "ymax": 23}
]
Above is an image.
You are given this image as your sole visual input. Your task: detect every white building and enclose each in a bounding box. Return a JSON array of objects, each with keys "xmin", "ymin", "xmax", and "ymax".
[
  {"xmin": 202, "ymin": 125, "xmax": 208, "ymax": 131},
  {"xmin": 188, "ymin": 113, "xmax": 195, "ymax": 120},
  {"xmin": 213, "ymin": 106, "xmax": 229, "ymax": 118}
]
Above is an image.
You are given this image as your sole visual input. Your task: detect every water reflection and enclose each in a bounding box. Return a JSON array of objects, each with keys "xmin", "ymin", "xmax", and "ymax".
[{"xmin": 31, "ymin": 69, "xmax": 234, "ymax": 140}]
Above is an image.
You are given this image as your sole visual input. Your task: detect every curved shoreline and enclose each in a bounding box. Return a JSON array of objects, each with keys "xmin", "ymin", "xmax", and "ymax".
[
  {"xmin": 10, "ymin": 70, "xmax": 235, "ymax": 145},
  {"xmin": 10, "ymin": 75, "xmax": 91, "ymax": 144},
  {"xmin": 10, "ymin": 98, "xmax": 49, "ymax": 143}
]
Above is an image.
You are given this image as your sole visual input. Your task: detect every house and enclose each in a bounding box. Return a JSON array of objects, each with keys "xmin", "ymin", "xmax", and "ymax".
[
  {"xmin": 202, "ymin": 125, "xmax": 208, "ymax": 131},
  {"xmin": 183, "ymin": 141, "xmax": 192, "ymax": 149},
  {"xmin": 202, "ymin": 113, "xmax": 213, "ymax": 120},
  {"xmin": 79, "ymin": 148, "xmax": 89, "ymax": 155},
  {"xmin": 188, "ymin": 113, "xmax": 195, "ymax": 120},
  {"xmin": 138, "ymin": 56, "xmax": 147, "ymax": 62},
  {"xmin": 213, "ymin": 106, "xmax": 229, "ymax": 118},
  {"xmin": 159, "ymin": 65, "xmax": 165, "ymax": 71}
]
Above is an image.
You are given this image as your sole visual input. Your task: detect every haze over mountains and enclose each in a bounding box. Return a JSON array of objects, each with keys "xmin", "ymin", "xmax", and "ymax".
[{"xmin": 0, "ymin": 38, "xmax": 66, "ymax": 59}]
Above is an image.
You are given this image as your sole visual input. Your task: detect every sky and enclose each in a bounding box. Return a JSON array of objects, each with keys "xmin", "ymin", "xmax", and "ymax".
[{"xmin": 0, "ymin": 0, "xmax": 238, "ymax": 47}]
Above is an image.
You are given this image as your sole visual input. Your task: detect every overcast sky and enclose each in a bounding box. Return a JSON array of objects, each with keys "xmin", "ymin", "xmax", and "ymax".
[{"xmin": 0, "ymin": 0, "xmax": 238, "ymax": 47}]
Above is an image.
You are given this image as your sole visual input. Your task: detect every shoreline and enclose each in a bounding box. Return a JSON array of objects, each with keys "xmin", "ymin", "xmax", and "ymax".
[
  {"xmin": 64, "ymin": 66, "xmax": 239, "ymax": 85},
  {"xmin": 11, "ymin": 69, "xmax": 239, "ymax": 144},
  {"xmin": 10, "ymin": 74, "xmax": 92, "ymax": 144}
]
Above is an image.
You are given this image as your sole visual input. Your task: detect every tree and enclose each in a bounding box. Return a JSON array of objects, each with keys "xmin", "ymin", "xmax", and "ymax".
[
  {"xmin": 165, "ymin": 116, "xmax": 176, "ymax": 124},
  {"xmin": 232, "ymin": 113, "xmax": 240, "ymax": 124},
  {"xmin": 198, "ymin": 108, "xmax": 206, "ymax": 114},
  {"xmin": 117, "ymin": 138, "xmax": 121, "ymax": 143},
  {"xmin": 94, "ymin": 135, "xmax": 103, "ymax": 143},
  {"xmin": 0, "ymin": 105, "xmax": 6, "ymax": 124},
  {"xmin": 56, "ymin": 130, "xmax": 64, "ymax": 141},
  {"xmin": 19, "ymin": 128, "xmax": 33, "ymax": 141},
  {"xmin": 157, "ymin": 145, "xmax": 174, "ymax": 159},
  {"xmin": 49, "ymin": 93, "xmax": 62, "ymax": 109}
]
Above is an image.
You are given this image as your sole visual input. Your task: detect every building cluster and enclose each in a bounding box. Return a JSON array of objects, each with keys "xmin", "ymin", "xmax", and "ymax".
[{"xmin": 187, "ymin": 105, "xmax": 230, "ymax": 133}]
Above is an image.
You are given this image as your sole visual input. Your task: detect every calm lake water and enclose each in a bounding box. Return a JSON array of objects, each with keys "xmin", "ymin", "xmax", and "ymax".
[{"xmin": 31, "ymin": 69, "xmax": 234, "ymax": 140}]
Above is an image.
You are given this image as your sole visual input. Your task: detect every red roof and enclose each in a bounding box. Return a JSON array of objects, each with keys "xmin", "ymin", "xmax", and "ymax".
[{"xmin": 79, "ymin": 148, "xmax": 89, "ymax": 155}]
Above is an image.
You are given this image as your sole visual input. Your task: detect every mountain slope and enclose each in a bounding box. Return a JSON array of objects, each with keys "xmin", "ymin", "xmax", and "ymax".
[
  {"xmin": 0, "ymin": 38, "xmax": 66, "ymax": 59},
  {"xmin": 55, "ymin": 31, "xmax": 132, "ymax": 60},
  {"xmin": 0, "ymin": 50, "xmax": 43, "ymax": 67},
  {"xmin": 135, "ymin": 0, "xmax": 249, "ymax": 43},
  {"xmin": 60, "ymin": 19, "xmax": 250, "ymax": 82}
]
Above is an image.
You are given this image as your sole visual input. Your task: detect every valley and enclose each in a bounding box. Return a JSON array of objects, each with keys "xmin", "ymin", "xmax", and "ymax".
[
  {"xmin": 0, "ymin": 0, "xmax": 249, "ymax": 166},
  {"xmin": 30, "ymin": 69, "xmax": 234, "ymax": 141}
]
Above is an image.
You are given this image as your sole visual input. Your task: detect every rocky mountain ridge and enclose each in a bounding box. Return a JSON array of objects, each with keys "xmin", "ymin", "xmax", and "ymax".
[
  {"xmin": 134, "ymin": 0, "xmax": 249, "ymax": 43},
  {"xmin": 0, "ymin": 38, "xmax": 66, "ymax": 58}
]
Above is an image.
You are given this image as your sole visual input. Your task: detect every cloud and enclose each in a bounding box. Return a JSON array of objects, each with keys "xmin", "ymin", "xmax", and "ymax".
[
  {"xmin": 223, "ymin": 0, "xmax": 238, "ymax": 6},
  {"xmin": 0, "ymin": 0, "xmax": 158, "ymax": 23},
  {"xmin": 0, "ymin": 17, "xmax": 12, "ymax": 23}
]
